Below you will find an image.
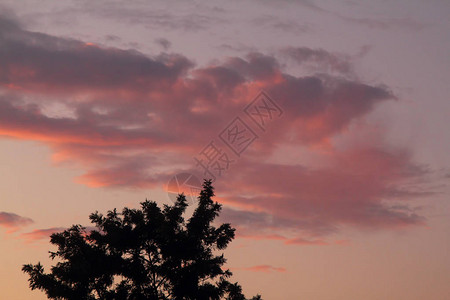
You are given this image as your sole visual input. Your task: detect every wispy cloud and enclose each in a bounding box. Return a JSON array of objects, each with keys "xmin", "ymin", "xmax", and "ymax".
[
  {"xmin": 19, "ymin": 227, "xmax": 66, "ymax": 242},
  {"xmin": 20, "ymin": 226, "xmax": 97, "ymax": 242},
  {"xmin": 241, "ymin": 265, "xmax": 286, "ymax": 273},
  {"xmin": 279, "ymin": 46, "xmax": 353, "ymax": 76},
  {"xmin": 252, "ymin": 15, "xmax": 310, "ymax": 35},
  {"xmin": 338, "ymin": 15, "xmax": 427, "ymax": 32},
  {"xmin": 0, "ymin": 212, "xmax": 33, "ymax": 232}
]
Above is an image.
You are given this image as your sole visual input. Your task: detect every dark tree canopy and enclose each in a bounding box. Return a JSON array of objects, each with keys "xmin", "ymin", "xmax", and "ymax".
[{"xmin": 23, "ymin": 180, "xmax": 262, "ymax": 300}]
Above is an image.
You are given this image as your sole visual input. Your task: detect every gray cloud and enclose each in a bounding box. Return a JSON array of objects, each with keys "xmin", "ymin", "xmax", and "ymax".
[
  {"xmin": 154, "ymin": 37, "xmax": 171, "ymax": 51},
  {"xmin": 279, "ymin": 46, "xmax": 353, "ymax": 75},
  {"xmin": 252, "ymin": 15, "xmax": 311, "ymax": 35}
]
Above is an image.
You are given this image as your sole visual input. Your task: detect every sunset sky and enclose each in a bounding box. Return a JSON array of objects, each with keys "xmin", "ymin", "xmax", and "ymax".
[{"xmin": 0, "ymin": 1, "xmax": 449, "ymax": 299}]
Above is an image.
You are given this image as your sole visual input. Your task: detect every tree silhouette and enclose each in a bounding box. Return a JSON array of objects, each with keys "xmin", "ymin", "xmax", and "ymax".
[{"xmin": 23, "ymin": 180, "xmax": 262, "ymax": 300}]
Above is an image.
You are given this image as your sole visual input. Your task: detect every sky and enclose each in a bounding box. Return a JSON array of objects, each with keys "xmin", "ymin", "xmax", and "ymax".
[{"xmin": 0, "ymin": 0, "xmax": 449, "ymax": 299}]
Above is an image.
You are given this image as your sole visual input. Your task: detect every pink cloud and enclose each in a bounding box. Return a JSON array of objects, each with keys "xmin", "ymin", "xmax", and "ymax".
[
  {"xmin": 20, "ymin": 227, "xmax": 66, "ymax": 242},
  {"xmin": 218, "ymin": 144, "xmax": 429, "ymax": 240},
  {"xmin": 20, "ymin": 226, "xmax": 97, "ymax": 242},
  {"xmin": 0, "ymin": 212, "xmax": 33, "ymax": 232},
  {"xmin": 0, "ymin": 15, "xmax": 432, "ymax": 241},
  {"xmin": 243, "ymin": 265, "xmax": 286, "ymax": 273},
  {"xmin": 233, "ymin": 230, "xmax": 329, "ymax": 246},
  {"xmin": 284, "ymin": 238, "xmax": 328, "ymax": 246}
]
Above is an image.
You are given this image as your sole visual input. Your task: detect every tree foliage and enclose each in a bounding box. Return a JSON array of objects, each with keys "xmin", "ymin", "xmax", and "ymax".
[{"xmin": 23, "ymin": 180, "xmax": 261, "ymax": 300}]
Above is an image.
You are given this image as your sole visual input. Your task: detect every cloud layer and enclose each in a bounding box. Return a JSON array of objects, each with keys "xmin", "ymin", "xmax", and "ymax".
[{"xmin": 0, "ymin": 15, "xmax": 430, "ymax": 243}]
